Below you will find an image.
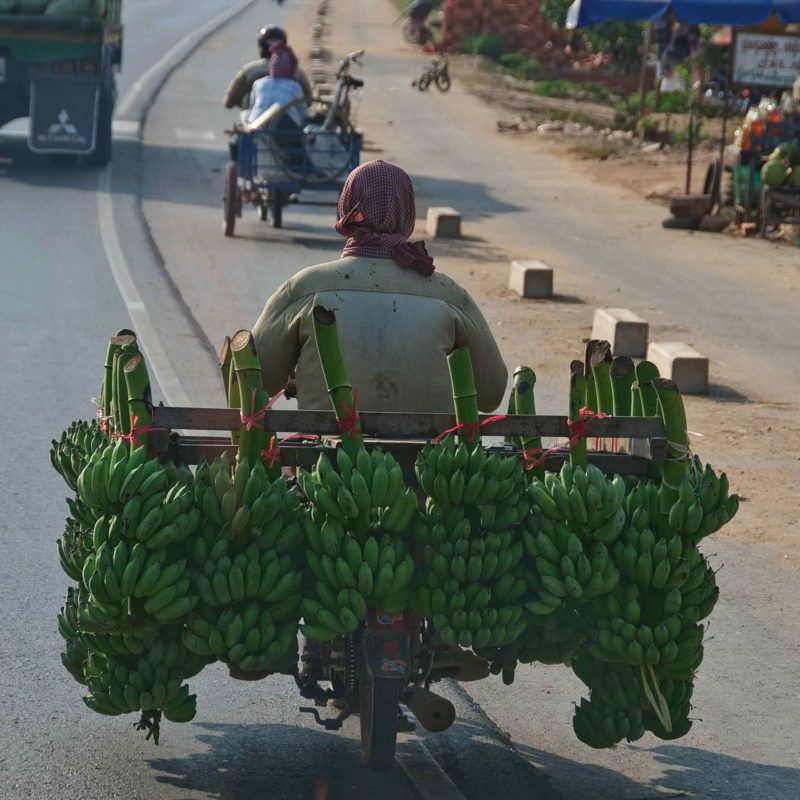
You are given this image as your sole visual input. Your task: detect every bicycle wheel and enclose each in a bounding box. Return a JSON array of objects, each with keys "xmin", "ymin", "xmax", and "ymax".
[
  {"xmin": 359, "ymin": 672, "xmax": 399, "ymax": 772},
  {"xmin": 417, "ymin": 75, "xmax": 431, "ymax": 92},
  {"xmin": 435, "ymin": 72, "xmax": 451, "ymax": 92}
]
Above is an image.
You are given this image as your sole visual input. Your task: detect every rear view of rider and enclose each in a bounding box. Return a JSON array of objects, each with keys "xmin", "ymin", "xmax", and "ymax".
[
  {"xmin": 223, "ymin": 25, "xmax": 313, "ymax": 110},
  {"xmin": 248, "ymin": 42, "xmax": 309, "ymax": 127}
]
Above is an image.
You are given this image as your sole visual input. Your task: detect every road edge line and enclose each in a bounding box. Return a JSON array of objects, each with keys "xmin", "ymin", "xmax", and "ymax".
[
  {"xmin": 396, "ymin": 738, "xmax": 468, "ymax": 800},
  {"xmin": 98, "ymin": 0, "xmax": 259, "ymax": 405}
]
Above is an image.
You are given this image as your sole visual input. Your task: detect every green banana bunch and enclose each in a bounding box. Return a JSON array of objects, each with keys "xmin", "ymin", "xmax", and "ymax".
[
  {"xmin": 530, "ymin": 463, "xmax": 626, "ymax": 544},
  {"xmin": 413, "ymin": 500, "xmax": 528, "ymax": 651},
  {"xmin": 571, "ymin": 649, "xmax": 646, "ymax": 748},
  {"xmin": 299, "ymin": 446, "xmax": 417, "ymax": 538},
  {"xmin": 50, "ymin": 419, "xmax": 110, "ymax": 492},
  {"xmin": 661, "ymin": 458, "xmax": 739, "ymax": 543},
  {"xmin": 57, "ymin": 517, "xmax": 93, "ymax": 582},
  {"xmin": 522, "ymin": 509, "xmax": 619, "ymax": 615},
  {"xmin": 640, "ymin": 671, "xmax": 694, "ymax": 740},
  {"xmin": 83, "ymin": 637, "xmax": 205, "ymax": 722},
  {"xmin": 185, "ymin": 600, "xmax": 299, "ymax": 673},
  {"xmin": 479, "ymin": 606, "xmax": 590, "ymax": 684},
  {"xmin": 302, "ymin": 523, "xmax": 414, "ymax": 642}
]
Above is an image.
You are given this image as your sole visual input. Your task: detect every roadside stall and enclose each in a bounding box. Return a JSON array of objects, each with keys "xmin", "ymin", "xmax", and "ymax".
[{"xmin": 567, "ymin": 0, "xmax": 800, "ymax": 229}]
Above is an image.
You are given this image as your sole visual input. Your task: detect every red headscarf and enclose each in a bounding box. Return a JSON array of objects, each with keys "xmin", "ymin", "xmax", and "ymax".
[
  {"xmin": 269, "ymin": 42, "xmax": 298, "ymax": 79},
  {"xmin": 335, "ymin": 160, "xmax": 435, "ymax": 277}
]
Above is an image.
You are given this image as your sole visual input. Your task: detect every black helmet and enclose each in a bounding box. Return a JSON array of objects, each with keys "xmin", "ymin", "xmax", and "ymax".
[{"xmin": 258, "ymin": 25, "xmax": 287, "ymax": 56}]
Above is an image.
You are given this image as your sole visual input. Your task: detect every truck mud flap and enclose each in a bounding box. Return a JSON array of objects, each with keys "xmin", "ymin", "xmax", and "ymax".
[{"xmin": 29, "ymin": 76, "xmax": 98, "ymax": 155}]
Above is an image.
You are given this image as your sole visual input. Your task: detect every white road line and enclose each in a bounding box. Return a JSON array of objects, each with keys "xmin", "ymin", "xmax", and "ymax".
[
  {"xmin": 397, "ymin": 738, "xmax": 468, "ymax": 800},
  {"xmin": 175, "ymin": 127, "xmax": 217, "ymax": 141},
  {"xmin": 96, "ymin": 168, "xmax": 190, "ymax": 407},
  {"xmin": 97, "ymin": 0, "xmax": 257, "ymax": 405}
]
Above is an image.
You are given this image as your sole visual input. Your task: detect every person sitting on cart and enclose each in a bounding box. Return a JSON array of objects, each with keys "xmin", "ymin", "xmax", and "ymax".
[
  {"xmin": 223, "ymin": 24, "xmax": 313, "ymax": 110},
  {"xmin": 248, "ymin": 41, "xmax": 309, "ymax": 126},
  {"xmin": 252, "ymin": 159, "xmax": 507, "ymax": 413},
  {"xmin": 247, "ymin": 42, "xmax": 310, "ymax": 168}
]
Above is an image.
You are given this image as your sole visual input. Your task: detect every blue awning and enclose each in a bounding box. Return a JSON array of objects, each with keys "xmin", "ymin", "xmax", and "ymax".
[{"xmin": 567, "ymin": 0, "xmax": 800, "ymax": 28}]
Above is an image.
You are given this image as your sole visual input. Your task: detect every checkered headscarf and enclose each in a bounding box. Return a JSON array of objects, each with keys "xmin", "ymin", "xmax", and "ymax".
[
  {"xmin": 336, "ymin": 160, "xmax": 435, "ymax": 277},
  {"xmin": 269, "ymin": 42, "xmax": 298, "ymax": 79}
]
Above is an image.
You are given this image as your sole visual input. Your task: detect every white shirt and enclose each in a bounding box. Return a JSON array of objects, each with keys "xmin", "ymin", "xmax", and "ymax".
[{"xmin": 248, "ymin": 76, "xmax": 308, "ymax": 126}]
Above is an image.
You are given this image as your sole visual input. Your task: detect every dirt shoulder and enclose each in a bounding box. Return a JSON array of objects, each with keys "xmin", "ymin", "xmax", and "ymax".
[
  {"xmin": 317, "ymin": 2, "xmax": 799, "ymax": 568},
  {"xmin": 453, "ymin": 55, "xmax": 723, "ymax": 206}
]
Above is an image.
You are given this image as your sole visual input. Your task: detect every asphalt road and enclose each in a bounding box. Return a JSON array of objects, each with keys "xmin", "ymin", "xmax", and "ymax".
[{"xmin": 1, "ymin": 0, "xmax": 799, "ymax": 798}]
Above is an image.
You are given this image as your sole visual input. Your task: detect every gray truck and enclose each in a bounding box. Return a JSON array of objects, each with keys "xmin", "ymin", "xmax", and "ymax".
[{"xmin": 0, "ymin": 0, "xmax": 122, "ymax": 164}]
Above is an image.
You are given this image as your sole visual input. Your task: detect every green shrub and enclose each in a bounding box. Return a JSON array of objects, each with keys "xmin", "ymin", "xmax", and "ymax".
[
  {"xmin": 459, "ymin": 31, "xmax": 508, "ymax": 60},
  {"xmin": 498, "ymin": 51, "xmax": 541, "ymax": 81}
]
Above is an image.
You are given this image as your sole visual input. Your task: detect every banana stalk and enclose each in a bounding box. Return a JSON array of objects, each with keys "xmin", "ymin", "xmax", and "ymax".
[
  {"xmin": 447, "ymin": 347, "xmax": 480, "ymax": 446},
  {"xmin": 219, "ymin": 335, "xmax": 232, "ymax": 403},
  {"xmin": 583, "ymin": 340, "xmax": 599, "ymax": 411},
  {"xmin": 503, "ymin": 392, "xmax": 516, "ymax": 445},
  {"xmin": 513, "ymin": 366, "xmax": 542, "ymax": 478},
  {"xmin": 610, "ymin": 357, "xmax": 635, "ymax": 416},
  {"xmin": 123, "ymin": 354, "xmax": 153, "ymax": 452},
  {"xmin": 589, "ymin": 341, "xmax": 613, "ymax": 413},
  {"xmin": 652, "ymin": 378, "xmax": 690, "ymax": 511},
  {"xmin": 569, "ymin": 359, "xmax": 588, "ymax": 468},
  {"xmin": 312, "ymin": 306, "xmax": 363, "ymax": 459},
  {"xmin": 230, "ymin": 329, "xmax": 278, "ymax": 474},
  {"xmin": 113, "ymin": 339, "xmax": 138, "ymax": 436},
  {"xmin": 635, "ymin": 361, "xmax": 661, "ymax": 416},
  {"xmin": 631, "ymin": 382, "xmax": 644, "ymax": 416},
  {"xmin": 102, "ymin": 334, "xmax": 134, "ymax": 421}
]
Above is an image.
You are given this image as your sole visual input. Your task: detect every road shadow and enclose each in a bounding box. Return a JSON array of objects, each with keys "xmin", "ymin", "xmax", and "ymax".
[
  {"xmin": 453, "ymin": 720, "xmax": 800, "ymax": 800},
  {"xmin": 147, "ymin": 720, "xmax": 420, "ymax": 800},
  {"xmin": 408, "ymin": 173, "xmax": 526, "ymax": 218}
]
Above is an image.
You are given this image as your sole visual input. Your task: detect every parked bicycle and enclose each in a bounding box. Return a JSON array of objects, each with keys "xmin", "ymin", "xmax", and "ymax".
[{"xmin": 411, "ymin": 55, "xmax": 450, "ymax": 93}]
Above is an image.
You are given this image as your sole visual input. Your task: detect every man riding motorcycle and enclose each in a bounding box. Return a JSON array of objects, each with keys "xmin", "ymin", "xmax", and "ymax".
[{"xmin": 223, "ymin": 24, "xmax": 313, "ymax": 110}]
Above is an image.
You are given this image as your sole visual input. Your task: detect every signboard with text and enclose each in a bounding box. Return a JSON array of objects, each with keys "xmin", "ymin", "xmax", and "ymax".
[{"xmin": 732, "ymin": 32, "xmax": 800, "ymax": 90}]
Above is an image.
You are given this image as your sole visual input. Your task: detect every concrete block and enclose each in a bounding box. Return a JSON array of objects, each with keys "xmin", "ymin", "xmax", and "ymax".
[
  {"xmin": 426, "ymin": 207, "xmax": 461, "ymax": 238},
  {"xmin": 647, "ymin": 341, "xmax": 709, "ymax": 394},
  {"xmin": 508, "ymin": 260, "xmax": 553, "ymax": 299},
  {"xmin": 591, "ymin": 307, "xmax": 649, "ymax": 357}
]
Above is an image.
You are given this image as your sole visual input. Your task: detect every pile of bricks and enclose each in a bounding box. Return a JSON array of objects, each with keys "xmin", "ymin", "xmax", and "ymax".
[{"xmin": 441, "ymin": 0, "xmax": 554, "ymax": 53}]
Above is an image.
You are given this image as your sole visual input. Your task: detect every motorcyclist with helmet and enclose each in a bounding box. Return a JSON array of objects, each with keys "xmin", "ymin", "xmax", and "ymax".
[{"xmin": 223, "ymin": 24, "xmax": 313, "ymax": 110}]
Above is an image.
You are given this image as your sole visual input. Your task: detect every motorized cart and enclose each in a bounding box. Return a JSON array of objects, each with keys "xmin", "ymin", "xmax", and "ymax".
[
  {"xmin": 52, "ymin": 327, "xmax": 737, "ymax": 772},
  {"xmin": 222, "ymin": 50, "xmax": 364, "ymax": 234},
  {"xmin": 147, "ymin": 400, "xmax": 667, "ymax": 769}
]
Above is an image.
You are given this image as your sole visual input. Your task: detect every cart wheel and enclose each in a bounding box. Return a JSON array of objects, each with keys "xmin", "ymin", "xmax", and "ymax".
[
  {"xmin": 359, "ymin": 672, "xmax": 399, "ymax": 772},
  {"xmin": 435, "ymin": 73, "xmax": 451, "ymax": 92},
  {"xmin": 271, "ymin": 190, "xmax": 283, "ymax": 229},
  {"xmin": 223, "ymin": 161, "xmax": 238, "ymax": 237},
  {"xmin": 703, "ymin": 158, "xmax": 722, "ymax": 210}
]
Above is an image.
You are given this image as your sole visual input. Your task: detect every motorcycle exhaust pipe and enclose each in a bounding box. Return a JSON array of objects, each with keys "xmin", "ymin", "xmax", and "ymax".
[{"xmin": 404, "ymin": 686, "xmax": 456, "ymax": 733}]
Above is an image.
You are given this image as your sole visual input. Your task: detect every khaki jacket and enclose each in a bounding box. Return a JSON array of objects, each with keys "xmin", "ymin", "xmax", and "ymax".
[
  {"xmin": 252, "ymin": 256, "xmax": 508, "ymax": 412},
  {"xmin": 223, "ymin": 59, "xmax": 314, "ymax": 108}
]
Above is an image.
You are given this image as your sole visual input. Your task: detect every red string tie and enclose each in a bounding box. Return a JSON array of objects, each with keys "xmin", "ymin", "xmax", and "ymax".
[
  {"xmin": 240, "ymin": 388, "xmax": 284, "ymax": 431},
  {"xmin": 261, "ymin": 432, "xmax": 321, "ymax": 469},
  {"xmin": 521, "ymin": 407, "xmax": 608, "ymax": 471},
  {"xmin": 112, "ymin": 415, "xmax": 156, "ymax": 448},
  {"xmin": 432, "ymin": 415, "xmax": 507, "ymax": 444},
  {"xmin": 335, "ymin": 389, "xmax": 362, "ymax": 439}
]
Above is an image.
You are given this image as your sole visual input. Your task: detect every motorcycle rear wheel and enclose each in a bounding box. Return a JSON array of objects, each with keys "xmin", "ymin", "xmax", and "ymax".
[{"xmin": 359, "ymin": 672, "xmax": 399, "ymax": 772}]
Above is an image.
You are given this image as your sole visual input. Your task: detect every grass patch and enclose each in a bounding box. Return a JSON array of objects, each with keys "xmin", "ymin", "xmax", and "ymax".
[
  {"xmin": 530, "ymin": 78, "xmax": 613, "ymax": 103},
  {"xmin": 568, "ymin": 141, "xmax": 620, "ymax": 160}
]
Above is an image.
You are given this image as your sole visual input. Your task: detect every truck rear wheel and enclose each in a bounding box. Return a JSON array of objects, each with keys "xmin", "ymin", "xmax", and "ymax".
[{"xmin": 88, "ymin": 86, "xmax": 113, "ymax": 167}]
